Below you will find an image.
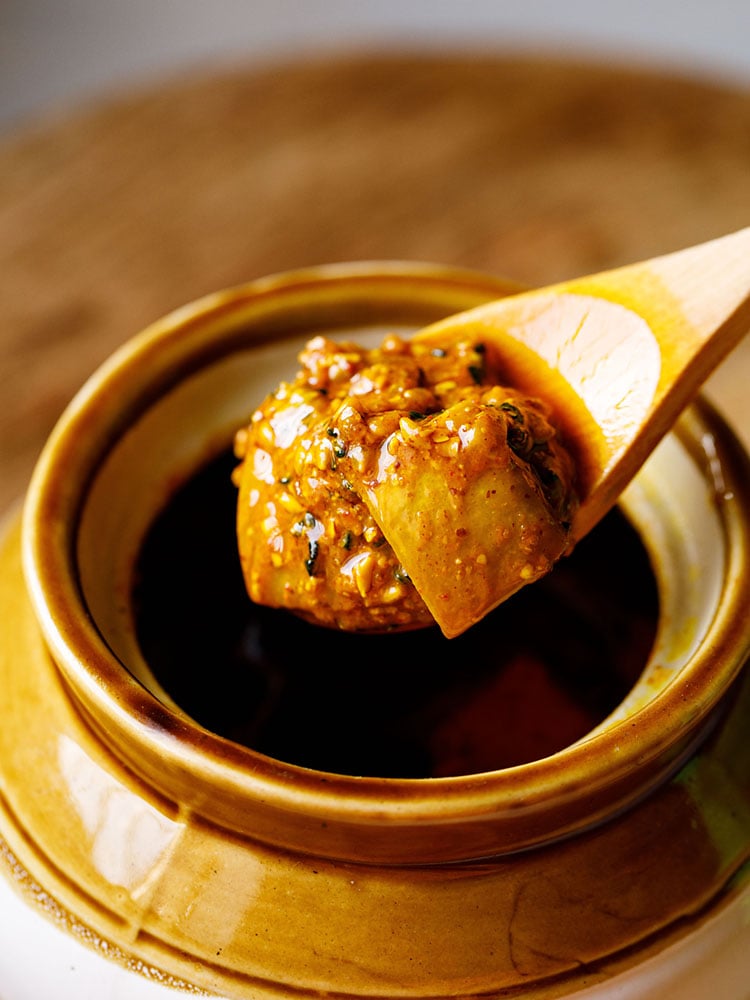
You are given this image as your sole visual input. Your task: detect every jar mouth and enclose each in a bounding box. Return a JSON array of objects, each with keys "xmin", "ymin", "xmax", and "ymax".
[{"xmin": 20, "ymin": 263, "xmax": 750, "ymax": 864}]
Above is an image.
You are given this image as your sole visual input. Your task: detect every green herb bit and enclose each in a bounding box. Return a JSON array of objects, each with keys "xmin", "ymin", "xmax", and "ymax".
[
  {"xmin": 506, "ymin": 422, "xmax": 531, "ymax": 458},
  {"xmin": 499, "ymin": 401, "xmax": 523, "ymax": 422},
  {"xmin": 341, "ymin": 530, "xmax": 353, "ymax": 550},
  {"xmin": 536, "ymin": 465, "xmax": 564, "ymax": 509},
  {"xmin": 305, "ymin": 538, "xmax": 319, "ymax": 576},
  {"xmin": 394, "ymin": 565, "xmax": 410, "ymax": 583}
]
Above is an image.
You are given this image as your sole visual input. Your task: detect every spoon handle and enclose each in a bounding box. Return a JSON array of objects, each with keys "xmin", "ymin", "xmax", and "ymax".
[{"xmin": 560, "ymin": 226, "xmax": 750, "ymax": 533}]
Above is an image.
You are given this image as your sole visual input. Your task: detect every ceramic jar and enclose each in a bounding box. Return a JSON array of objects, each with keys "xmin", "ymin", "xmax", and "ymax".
[{"xmin": 1, "ymin": 263, "xmax": 749, "ymax": 999}]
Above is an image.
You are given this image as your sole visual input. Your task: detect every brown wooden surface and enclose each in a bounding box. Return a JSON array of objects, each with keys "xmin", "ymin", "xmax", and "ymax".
[{"xmin": 2, "ymin": 51, "xmax": 750, "ymax": 514}]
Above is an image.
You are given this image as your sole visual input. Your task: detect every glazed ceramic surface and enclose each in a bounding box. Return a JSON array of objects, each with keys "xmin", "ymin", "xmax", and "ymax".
[{"xmin": 1, "ymin": 263, "xmax": 750, "ymax": 998}]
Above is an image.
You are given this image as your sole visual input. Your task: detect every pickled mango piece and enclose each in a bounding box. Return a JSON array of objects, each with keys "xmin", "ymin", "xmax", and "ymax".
[{"xmin": 234, "ymin": 333, "xmax": 577, "ymax": 637}]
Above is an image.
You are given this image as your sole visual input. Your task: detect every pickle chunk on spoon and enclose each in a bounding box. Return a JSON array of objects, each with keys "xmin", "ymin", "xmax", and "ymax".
[{"xmin": 335, "ymin": 227, "xmax": 750, "ymax": 636}]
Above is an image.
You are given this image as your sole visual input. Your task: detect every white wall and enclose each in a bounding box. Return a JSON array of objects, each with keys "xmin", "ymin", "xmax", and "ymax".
[{"xmin": 3, "ymin": 0, "xmax": 750, "ymax": 134}]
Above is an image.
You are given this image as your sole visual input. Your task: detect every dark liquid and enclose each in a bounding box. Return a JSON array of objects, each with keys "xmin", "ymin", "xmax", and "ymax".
[{"xmin": 132, "ymin": 451, "xmax": 658, "ymax": 778}]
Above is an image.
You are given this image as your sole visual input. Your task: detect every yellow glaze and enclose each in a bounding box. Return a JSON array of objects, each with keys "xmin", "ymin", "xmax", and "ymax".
[{"xmin": 2, "ymin": 264, "xmax": 750, "ymax": 997}]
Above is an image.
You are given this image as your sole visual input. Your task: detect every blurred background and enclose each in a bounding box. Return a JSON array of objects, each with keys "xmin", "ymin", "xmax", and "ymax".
[
  {"xmin": 3, "ymin": 0, "xmax": 750, "ymax": 131},
  {"xmin": 2, "ymin": 0, "xmax": 750, "ymax": 511}
]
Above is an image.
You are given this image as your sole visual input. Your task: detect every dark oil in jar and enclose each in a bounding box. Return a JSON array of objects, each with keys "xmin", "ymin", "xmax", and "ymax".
[{"xmin": 132, "ymin": 450, "xmax": 659, "ymax": 778}]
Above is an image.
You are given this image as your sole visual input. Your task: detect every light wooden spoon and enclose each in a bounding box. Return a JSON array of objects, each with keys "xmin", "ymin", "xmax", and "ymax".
[{"xmin": 354, "ymin": 227, "xmax": 750, "ymax": 637}]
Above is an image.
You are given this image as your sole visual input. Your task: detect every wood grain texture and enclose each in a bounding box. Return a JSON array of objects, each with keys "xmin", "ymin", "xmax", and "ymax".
[{"xmin": 2, "ymin": 51, "xmax": 750, "ymax": 513}]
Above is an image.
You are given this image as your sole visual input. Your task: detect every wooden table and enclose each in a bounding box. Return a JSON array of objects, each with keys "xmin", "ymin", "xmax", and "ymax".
[{"xmin": 2, "ymin": 51, "xmax": 750, "ymax": 514}]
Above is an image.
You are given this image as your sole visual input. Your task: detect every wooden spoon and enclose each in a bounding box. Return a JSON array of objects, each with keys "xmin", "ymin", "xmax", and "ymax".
[{"xmin": 354, "ymin": 227, "xmax": 750, "ymax": 637}]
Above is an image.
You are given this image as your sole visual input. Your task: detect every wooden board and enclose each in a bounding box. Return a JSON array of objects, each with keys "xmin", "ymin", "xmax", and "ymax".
[{"xmin": 2, "ymin": 51, "xmax": 750, "ymax": 513}]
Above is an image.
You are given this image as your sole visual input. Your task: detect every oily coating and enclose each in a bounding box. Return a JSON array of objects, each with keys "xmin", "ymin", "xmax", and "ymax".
[{"xmin": 234, "ymin": 333, "xmax": 576, "ymax": 633}]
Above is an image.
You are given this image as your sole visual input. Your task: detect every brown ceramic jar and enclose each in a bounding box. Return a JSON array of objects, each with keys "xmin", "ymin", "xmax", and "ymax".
[{"xmin": 1, "ymin": 263, "xmax": 749, "ymax": 998}]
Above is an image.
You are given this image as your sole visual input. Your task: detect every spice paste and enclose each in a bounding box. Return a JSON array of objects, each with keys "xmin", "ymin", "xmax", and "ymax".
[{"xmin": 233, "ymin": 334, "xmax": 577, "ymax": 636}]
